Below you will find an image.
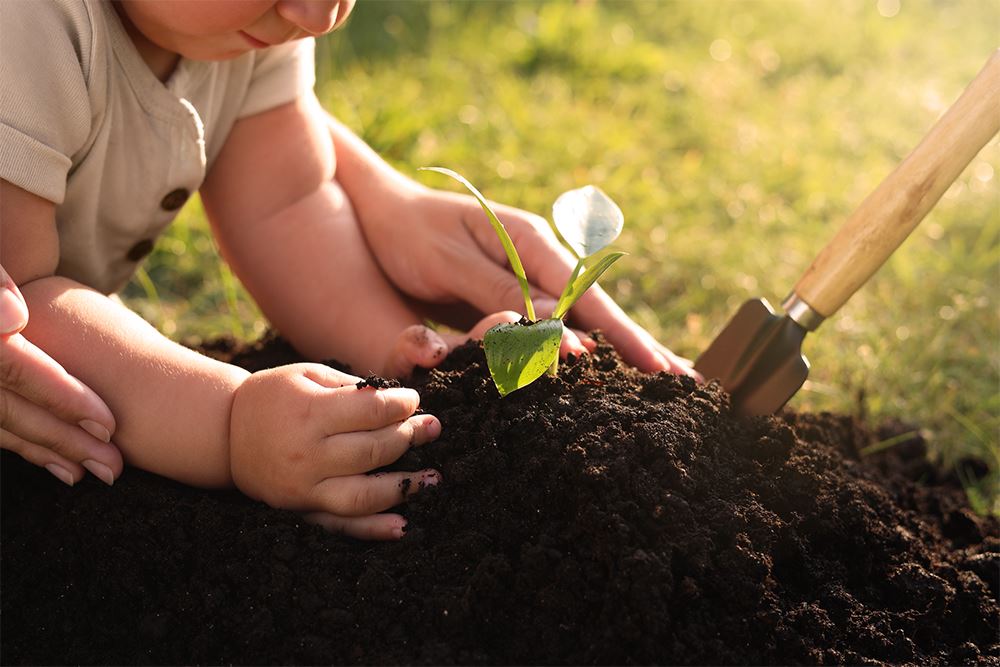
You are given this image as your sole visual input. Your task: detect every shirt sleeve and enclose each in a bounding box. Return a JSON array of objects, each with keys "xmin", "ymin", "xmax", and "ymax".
[
  {"xmin": 238, "ymin": 37, "xmax": 317, "ymax": 119},
  {"xmin": 0, "ymin": 0, "xmax": 94, "ymax": 204}
]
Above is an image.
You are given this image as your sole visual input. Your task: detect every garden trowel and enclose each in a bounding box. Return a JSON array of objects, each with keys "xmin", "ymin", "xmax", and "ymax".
[{"xmin": 695, "ymin": 50, "xmax": 1000, "ymax": 416}]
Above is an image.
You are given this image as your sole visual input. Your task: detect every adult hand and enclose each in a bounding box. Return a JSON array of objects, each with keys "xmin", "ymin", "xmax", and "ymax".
[
  {"xmin": 382, "ymin": 312, "xmax": 596, "ymax": 379},
  {"xmin": 362, "ymin": 185, "xmax": 699, "ymax": 378},
  {"xmin": 0, "ymin": 264, "xmax": 121, "ymax": 486}
]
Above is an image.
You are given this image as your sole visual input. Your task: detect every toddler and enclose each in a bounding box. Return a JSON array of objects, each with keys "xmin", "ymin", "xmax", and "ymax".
[{"xmin": 0, "ymin": 0, "xmax": 696, "ymax": 540}]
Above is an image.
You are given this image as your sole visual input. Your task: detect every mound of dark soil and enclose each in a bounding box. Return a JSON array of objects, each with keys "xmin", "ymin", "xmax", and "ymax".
[{"xmin": 2, "ymin": 334, "xmax": 997, "ymax": 665}]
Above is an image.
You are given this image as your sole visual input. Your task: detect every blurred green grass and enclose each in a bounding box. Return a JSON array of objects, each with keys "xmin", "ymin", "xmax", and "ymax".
[{"xmin": 122, "ymin": 0, "xmax": 999, "ymax": 512}]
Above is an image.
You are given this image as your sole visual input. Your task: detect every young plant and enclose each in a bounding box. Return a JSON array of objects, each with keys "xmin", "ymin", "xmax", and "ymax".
[{"xmin": 421, "ymin": 167, "xmax": 626, "ymax": 396}]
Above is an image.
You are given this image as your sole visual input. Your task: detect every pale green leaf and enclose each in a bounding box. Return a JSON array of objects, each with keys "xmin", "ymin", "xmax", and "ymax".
[
  {"xmin": 484, "ymin": 318, "xmax": 563, "ymax": 396},
  {"xmin": 420, "ymin": 167, "xmax": 535, "ymax": 320},
  {"xmin": 551, "ymin": 185, "xmax": 624, "ymax": 258},
  {"xmin": 552, "ymin": 252, "xmax": 626, "ymax": 319}
]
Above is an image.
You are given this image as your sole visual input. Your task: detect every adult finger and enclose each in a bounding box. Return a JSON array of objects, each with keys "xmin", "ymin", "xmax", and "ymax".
[
  {"xmin": 656, "ymin": 343, "xmax": 703, "ymax": 380},
  {"xmin": 561, "ymin": 284, "xmax": 701, "ymax": 376},
  {"xmin": 303, "ymin": 511, "xmax": 409, "ymax": 541},
  {"xmin": 0, "ymin": 427, "xmax": 87, "ymax": 486},
  {"xmin": 446, "ymin": 247, "xmax": 558, "ymax": 322},
  {"xmin": 484, "ymin": 202, "xmax": 582, "ymax": 308},
  {"xmin": 309, "ymin": 468, "xmax": 440, "ymax": 517},
  {"xmin": 0, "ymin": 265, "xmax": 28, "ymax": 336},
  {"xmin": 559, "ymin": 326, "xmax": 589, "ymax": 358},
  {"xmin": 0, "ymin": 333, "xmax": 115, "ymax": 442},
  {"xmin": 607, "ymin": 321, "xmax": 699, "ymax": 378},
  {"xmin": 0, "ymin": 388, "xmax": 122, "ymax": 484},
  {"xmin": 536, "ymin": 301, "xmax": 597, "ymax": 354},
  {"xmin": 318, "ymin": 414, "xmax": 441, "ymax": 476},
  {"xmin": 570, "ymin": 327, "xmax": 598, "ymax": 352}
]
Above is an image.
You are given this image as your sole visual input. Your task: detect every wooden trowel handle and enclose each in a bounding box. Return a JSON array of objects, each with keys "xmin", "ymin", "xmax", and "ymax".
[{"xmin": 794, "ymin": 49, "xmax": 1000, "ymax": 319}]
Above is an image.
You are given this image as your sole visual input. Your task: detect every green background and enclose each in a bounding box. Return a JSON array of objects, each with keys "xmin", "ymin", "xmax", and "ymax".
[{"xmin": 122, "ymin": 0, "xmax": 999, "ymax": 512}]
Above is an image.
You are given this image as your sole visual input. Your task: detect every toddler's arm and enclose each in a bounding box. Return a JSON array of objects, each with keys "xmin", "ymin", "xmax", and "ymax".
[
  {"xmin": 200, "ymin": 94, "xmax": 429, "ymax": 376},
  {"xmin": 2, "ymin": 181, "xmax": 244, "ymax": 486},
  {"xmin": 20, "ymin": 276, "xmax": 244, "ymax": 487},
  {"xmin": 4, "ymin": 181, "xmax": 440, "ymax": 539},
  {"xmin": 0, "ymin": 260, "xmax": 119, "ymax": 486}
]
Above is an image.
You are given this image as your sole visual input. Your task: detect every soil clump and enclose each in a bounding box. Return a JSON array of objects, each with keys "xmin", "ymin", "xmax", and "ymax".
[{"xmin": 2, "ymin": 333, "xmax": 997, "ymax": 665}]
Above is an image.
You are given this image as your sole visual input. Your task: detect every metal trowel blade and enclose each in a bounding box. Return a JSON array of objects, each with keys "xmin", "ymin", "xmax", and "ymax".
[{"xmin": 694, "ymin": 298, "xmax": 810, "ymax": 416}]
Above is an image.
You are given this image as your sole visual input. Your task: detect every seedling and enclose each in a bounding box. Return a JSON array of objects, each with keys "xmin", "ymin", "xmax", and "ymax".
[{"xmin": 421, "ymin": 167, "xmax": 626, "ymax": 396}]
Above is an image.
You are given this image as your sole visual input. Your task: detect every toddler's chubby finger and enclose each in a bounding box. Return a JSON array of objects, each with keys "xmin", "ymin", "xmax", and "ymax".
[
  {"xmin": 319, "ymin": 414, "xmax": 441, "ymax": 476},
  {"xmin": 311, "ymin": 468, "xmax": 441, "ymax": 517},
  {"xmin": 299, "ymin": 363, "xmax": 363, "ymax": 389},
  {"xmin": 317, "ymin": 385, "xmax": 422, "ymax": 433},
  {"xmin": 383, "ymin": 324, "xmax": 449, "ymax": 378},
  {"xmin": 303, "ymin": 512, "xmax": 409, "ymax": 541}
]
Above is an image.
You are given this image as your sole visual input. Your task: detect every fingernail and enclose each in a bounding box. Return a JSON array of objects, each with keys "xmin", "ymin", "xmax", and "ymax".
[
  {"xmin": 79, "ymin": 419, "xmax": 111, "ymax": 443},
  {"xmin": 383, "ymin": 387, "xmax": 419, "ymax": 403},
  {"xmin": 421, "ymin": 415, "xmax": 442, "ymax": 439},
  {"xmin": 45, "ymin": 463, "xmax": 75, "ymax": 486},
  {"xmin": 392, "ymin": 521, "xmax": 408, "ymax": 539},
  {"xmin": 0, "ymin": 288, "xmax": 28, "ymax": 335},
  {"xmin": 421, "ymin": 470, "xmax": 441, "ymax": 486},
  {"xmin": 82, "ymin": 459, "xmax": 115, "ymax": 486}
]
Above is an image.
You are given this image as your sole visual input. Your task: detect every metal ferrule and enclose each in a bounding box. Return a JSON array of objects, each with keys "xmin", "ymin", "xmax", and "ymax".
[{"xmin": 781, "ymin": 292, "xmax": 825, "ymax": 331}]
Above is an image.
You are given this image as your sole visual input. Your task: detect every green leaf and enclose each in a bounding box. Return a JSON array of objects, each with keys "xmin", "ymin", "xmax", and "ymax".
[
  {"xmin": 552, "ymin": 258, "xmax": 585, "ymax": 317},
  {"xmin": 483, "ymin": 318, "xmax": 563, "ymax": 396},
  {"xmin": 552, "ymin": 251, "xmax": 626, "ymax": 319},
  {"xmin": 420, "ymin": 167, "xmax": 535, "ymax": 321},
  {"xmin": 551, "ymin": 185, "xmax": 624, "ymax": 258}
]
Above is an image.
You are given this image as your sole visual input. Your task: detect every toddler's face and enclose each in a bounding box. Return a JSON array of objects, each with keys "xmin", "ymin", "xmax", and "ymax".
[{"xmin": 116, "ymin": 0, "xmax": 355, "ymax": 60}]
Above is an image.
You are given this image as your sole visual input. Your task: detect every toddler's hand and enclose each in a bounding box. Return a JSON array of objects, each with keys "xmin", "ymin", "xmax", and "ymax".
[
  {"xmin": 382, "ymin": 312, "xmax": 598, "ymax": 378},
  {"xmin": 229, "ymin": 363, "xmax": 441, "ymax": 540}
]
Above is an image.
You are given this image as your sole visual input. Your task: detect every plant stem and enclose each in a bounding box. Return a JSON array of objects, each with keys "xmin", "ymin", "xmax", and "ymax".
[{"xmin": 553, "ymin": 259, "xmax": 584, "ymax": 319}]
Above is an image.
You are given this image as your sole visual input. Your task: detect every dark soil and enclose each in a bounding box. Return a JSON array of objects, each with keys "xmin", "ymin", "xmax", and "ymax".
[{"xmin": 2, "ymin": 333, "xmax": 997, "ymax": 665}]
